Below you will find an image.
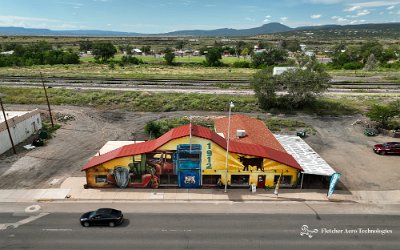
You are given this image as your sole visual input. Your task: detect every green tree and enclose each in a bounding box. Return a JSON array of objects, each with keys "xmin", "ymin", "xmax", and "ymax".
[
  {"xmin": 281, "ymin": 40, "xmax": 300, "ymax": 52},
  {"xmin": 366, "ymin": 104, "xmax": 397, "ymax": 128},
  {"xmin": 280, "ymin": 69, "xmax": 331, "ymax": 107},
  {"xmin": 204, "ymin": 47, "xmax": 222, "ymax": 67},
  {"xmin": 176, "ymin": 41, "xmax": 186, "ymax": 50},
  {"xmin": 250, "ymin": 68, "xmax": 280, "ymax": 109},
  {"xmin": 163, "ymin": 48, "xmax": 175, "ymax": 65},
  {"xmin": 141, "ymin": 45, "xmax": 151, "ymax": 55},
  {"xmin": 92, "ymin": 42, "xmax": 117, "ymax": 63},
  {"xmin": 251, "ymin": 48, "xmax": 288, "ymax": 68},
  {"xmin": 241, "ymin": 47, "xmax": 250, "ymax": 58},
  {"xmin": 251, "ymin": 67, "xmax": 331, "ymax": 109},
  {"xmin": 79, "ymin": 41, "xmax": 93, "ymax": 52}
]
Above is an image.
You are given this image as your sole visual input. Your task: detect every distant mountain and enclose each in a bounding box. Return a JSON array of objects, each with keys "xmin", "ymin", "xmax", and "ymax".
[
  {"xmin": 0, "ymin": 27, "xmax": 142, "ymax": 36},
  {"xmin": 0, "ymin": 22, "xmax": 399, "ymax": 37},
  {"xmin": 162, "ymin": 23, "xmax": 293, "ymax": 36}
]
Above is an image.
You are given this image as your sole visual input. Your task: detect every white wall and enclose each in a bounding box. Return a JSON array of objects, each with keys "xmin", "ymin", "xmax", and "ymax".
[{"xmin": 0, "ymin": 112, "xmax": 42, "ymax": 155}]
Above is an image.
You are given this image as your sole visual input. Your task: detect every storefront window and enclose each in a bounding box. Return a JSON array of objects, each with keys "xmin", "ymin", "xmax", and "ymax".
[
  {"xmin": 202, "ymin": 175, "xmax": 221, "ymax": 185},
  {"xmin": 274, "ymin": 175, "xmax": 292, "ymax": 185},
  {"xmin": 231, "ymin": 175, "xmax": 249, "ymax": 185}
]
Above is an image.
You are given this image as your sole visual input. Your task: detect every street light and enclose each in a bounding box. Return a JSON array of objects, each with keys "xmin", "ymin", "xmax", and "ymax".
[
  {"xmin": 224, "ymin": 101, "xmax": 234, "ymax": 193},
  {"xmin": 0, "ymin": 93, "xmax": 16, "ymax": 154}
]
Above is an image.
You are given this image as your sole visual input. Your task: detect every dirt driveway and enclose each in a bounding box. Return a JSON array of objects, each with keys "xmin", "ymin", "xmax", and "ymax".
[{"xmin": 0, "ymin": 105, "xmax": 399, "ymax": 192}]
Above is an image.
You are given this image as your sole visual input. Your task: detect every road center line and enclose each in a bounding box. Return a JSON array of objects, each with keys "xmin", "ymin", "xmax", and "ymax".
[{"xmin": 42, "ymin": 229, "xmax": 73, "ymax": 232}]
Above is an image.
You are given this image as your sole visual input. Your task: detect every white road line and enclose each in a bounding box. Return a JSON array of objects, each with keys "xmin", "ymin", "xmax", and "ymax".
[
  {"xmin": 161, "ymin": 229, "xmax": 192, "ymax": 232},
  {"xmin": 42, "ymin": 229, "xmax": 73, "ymax": 232},
  {"xmin": 0, "ymin": 213, "xmax": 49, "ymax": 231}
]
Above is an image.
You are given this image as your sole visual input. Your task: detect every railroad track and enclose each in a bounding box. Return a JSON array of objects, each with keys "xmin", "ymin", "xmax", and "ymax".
[{"xmin": 1, "ymin": 76, "xmax": 399, "ymax": 95}]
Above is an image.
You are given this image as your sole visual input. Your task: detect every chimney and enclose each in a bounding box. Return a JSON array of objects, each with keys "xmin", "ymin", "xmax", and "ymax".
[{"xmin": 236, "ymin": 129, "xmax": 246, "ymax": 138}]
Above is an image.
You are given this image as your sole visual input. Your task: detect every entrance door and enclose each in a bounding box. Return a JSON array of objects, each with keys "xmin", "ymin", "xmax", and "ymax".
[
  {"xmin": 179, "ymin": 170, "xmax": 200, "ymax": 188},
  {"xmin": 176, "ymin": 144, "xmax": 202, "ymax": 188},
  {"xmin": 257, "ymin": 175, "xmax": 266, "ymax": 188}
]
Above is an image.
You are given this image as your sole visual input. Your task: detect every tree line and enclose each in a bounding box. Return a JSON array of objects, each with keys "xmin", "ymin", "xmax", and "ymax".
[{"xmin": 0, "ymin": 41, "xmax": 79, "ymax": 67}]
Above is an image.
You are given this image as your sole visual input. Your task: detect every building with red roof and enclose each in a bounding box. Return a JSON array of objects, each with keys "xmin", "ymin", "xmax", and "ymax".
[
  {"xmin": 214, "ymin": 114, "xmax": 286, "ymax": 152},
  {"xmin": 82, "ymin": 123, "xmax": 302, "ymax": 189}
]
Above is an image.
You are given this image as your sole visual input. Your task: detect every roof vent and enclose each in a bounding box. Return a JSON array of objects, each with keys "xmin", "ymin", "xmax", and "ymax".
[{"xmin": 236, "ymin": 129, "xmax": 246, "ymax": 138}]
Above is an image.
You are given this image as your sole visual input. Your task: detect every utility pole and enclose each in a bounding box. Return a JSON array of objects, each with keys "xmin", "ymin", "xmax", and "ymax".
[
  {"xmin": 0, "ymin": 93, "xmax": 16, "ymax": 154},
  {"xmin": 40, "ymin": 72, "xmax": 54, "ymax": 127}
]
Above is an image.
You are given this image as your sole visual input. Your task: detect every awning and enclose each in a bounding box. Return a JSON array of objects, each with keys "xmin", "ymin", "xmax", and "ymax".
[{"xmin": 274, "ymin": 134, "xmax": 336, "ymax": 176}]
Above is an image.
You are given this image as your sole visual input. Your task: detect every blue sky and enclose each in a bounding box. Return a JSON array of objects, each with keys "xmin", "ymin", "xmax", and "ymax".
[{"xmin": 0, "ymin": 0, "xmax": 399, "ymax": 33}]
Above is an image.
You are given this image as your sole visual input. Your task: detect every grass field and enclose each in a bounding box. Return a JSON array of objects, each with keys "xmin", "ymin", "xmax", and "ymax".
[
  {"xmin": 2, "ymin": 86, "xmax": 392, "ymax": 115},
  {"xmin": 0, "ymin": 63, "xmax": 256, "ymax": 80},
  {"xmin": 80, "ymin": 54, "xmax": 251, "ymax": 65}
]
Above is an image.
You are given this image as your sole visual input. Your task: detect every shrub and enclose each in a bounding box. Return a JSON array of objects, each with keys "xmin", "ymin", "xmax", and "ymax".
[{"xmin": 232, "ymin": 61, "xmax": 250, "ymax": 68}]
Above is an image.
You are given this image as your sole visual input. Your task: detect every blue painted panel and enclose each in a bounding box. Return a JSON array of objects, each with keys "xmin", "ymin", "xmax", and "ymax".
[{"xmin": 179, "ymin": 170, "xmax": 200, "ymax": 188}]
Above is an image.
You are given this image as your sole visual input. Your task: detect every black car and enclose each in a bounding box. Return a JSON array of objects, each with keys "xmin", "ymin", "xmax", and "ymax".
[{"xmin": 80, "ymin": 208, "xmax": 123, "ymax": 227}]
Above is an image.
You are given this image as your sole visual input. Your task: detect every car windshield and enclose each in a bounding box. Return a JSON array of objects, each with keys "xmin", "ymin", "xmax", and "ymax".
[
  {"xmin": 383, "ymin": 143, "xmax": 390, "ymax": 148},
  {"xmin": 88, "ymin": 211, "xmax": 96, "ymax": 218}
]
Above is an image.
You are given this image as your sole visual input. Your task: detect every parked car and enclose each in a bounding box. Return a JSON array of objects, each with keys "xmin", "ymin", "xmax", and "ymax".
[
  {"xmin": 373, "ymin": 142, "xmax": 400, "ymax": 155},
  {"xmin": 80, "ymin": 208, "xmax": 123, "ymax": 227}
]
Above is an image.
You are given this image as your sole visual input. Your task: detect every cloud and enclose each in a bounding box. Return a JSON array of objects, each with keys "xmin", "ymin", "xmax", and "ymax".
[
  {"xmin": 387, "ymin": 5, "xmax": 395, "ymax": 9},
  {"xmin": 301, "ymin": 0, "xmax": 345, "ymax": 4},
  {"xmin": 263, "ymin": 15, "xmax": 272, "ymax": 22},
  {"xmin": 280, "ymin": 16, "xmax": 288, "ymax": 22},
  {"xmin": 356, "ymin": 9, "xmax": 370, "ymax": 16},
  {"xmin": 344, "ymin": 5, "xmax": 362, "ymax": 12},
  {"xmin": 0, "ymin": 16, "xmax": 60, "ymax": 23},
  {"xmin": 310, "ymin": 14, "xmax": 322, "ymax": 19},
  {"xmin": 331, "ymin": 15, "xmax": 348, "ymax": 22},
  {"xmin": 346, "ymin": 1, "xmax": 400, "ymax": 10},
  {"xmin": 245, "ymin": 17, "xmax": 255, "ymax": 21}
]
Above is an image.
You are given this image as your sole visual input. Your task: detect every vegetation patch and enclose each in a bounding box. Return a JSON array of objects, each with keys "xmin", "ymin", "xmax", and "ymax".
[
  {"xmin": 263, "ymin": 117, "xmax": 315, "ymax": 134},
  {"xmin": 145, "ymin": 116, "xmax": 215, "ymax": 139}
]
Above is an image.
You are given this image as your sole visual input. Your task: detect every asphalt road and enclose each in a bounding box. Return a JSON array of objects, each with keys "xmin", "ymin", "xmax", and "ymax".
[{"xmin": 0, "ymin": 210, "xmax": 399, "ymax": 250}]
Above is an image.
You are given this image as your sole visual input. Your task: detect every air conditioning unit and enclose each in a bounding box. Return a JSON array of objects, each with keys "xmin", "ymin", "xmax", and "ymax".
[{"xmin": 236, "ymin": 129, "xmax": 246, "ymax": 138}]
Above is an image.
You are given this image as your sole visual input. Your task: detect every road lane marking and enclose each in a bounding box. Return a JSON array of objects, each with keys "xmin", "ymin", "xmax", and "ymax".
[
  {"xmin": 0, "ymin": 213, "xmax": 49, "ymax": 231},
  {"xmin": 161, "ymin": 229, "xmax": 192, "ymax": 232},
  {"xmin": 42, "ymin": 229, "xmax": 73, "ymax": 232},
  {"xmin": 25, "ymin": 205, "xmax": 41, "ymax": 213}
]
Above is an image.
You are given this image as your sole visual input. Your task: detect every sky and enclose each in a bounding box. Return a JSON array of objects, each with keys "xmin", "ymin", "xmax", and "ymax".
[{"xmin": 0, "ymin": 0, "xmax": 399, "ymax": 33}]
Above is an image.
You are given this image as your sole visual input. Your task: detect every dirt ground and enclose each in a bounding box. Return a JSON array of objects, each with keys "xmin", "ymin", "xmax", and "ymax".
[{"xmin": 0, "ymin": 105, "xmax": 399, "ymax": 192}]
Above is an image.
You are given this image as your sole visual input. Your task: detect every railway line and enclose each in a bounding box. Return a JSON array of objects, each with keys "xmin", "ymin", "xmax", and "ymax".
[{"xmin": 0, "ymin": 76, "xmax": 399, "ymax": 95}]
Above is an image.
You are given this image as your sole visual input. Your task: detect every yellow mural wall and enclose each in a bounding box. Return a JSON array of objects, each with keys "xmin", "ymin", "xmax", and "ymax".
[
  {"xmin": 86, "ymin": 136, "xmax": 299, "ymax": 188},
  {"xmin": 158, "ymin": 136, "xmax": 299, "ymax": 187}
]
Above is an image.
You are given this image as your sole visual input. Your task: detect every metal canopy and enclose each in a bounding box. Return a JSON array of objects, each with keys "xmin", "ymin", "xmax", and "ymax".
[{"xmin": 274, "ymin": 134, "xmax": 336, "ymax": 176}]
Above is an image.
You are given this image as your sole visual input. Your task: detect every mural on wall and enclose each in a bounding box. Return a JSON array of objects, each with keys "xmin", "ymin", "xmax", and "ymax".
[
  {"xmin": 105, "ymin": 151, "xmax": 176, "ymax": 189},
  {"xmin": 94, "ymin": 137, "xmax": 298, "ymax": 189}
]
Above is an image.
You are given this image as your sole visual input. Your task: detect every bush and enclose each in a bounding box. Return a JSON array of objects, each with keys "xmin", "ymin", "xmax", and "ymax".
[
  {"xmin": 120, "ymin": 56, "xmax": 143, "ymax": 66},
  {"xmin": 232, "ymin": 61, "xmax": 250, "ymax": 68},
  {"xmin": 343, "ymin": 62, "xmax": 364, "ymax": 70}
]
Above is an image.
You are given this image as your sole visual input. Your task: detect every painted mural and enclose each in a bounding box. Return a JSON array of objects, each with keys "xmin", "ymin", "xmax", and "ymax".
[{"xmin": 86, "ymin": 135, "xmax": 301, "ymax": 189}]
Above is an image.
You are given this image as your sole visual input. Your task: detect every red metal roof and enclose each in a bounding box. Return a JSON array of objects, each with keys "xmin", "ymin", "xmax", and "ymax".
[
  {"xmin": 81, "ymin": 124, "xmax": 302, "ymax": 171},
  {"xmin": 214, "ymin": 114, "xmax": 287, "ymax": 152}
]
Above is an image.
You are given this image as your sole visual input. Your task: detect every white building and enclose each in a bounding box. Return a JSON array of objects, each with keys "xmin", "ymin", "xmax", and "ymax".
[
  {"xmin": 0, "ymin": 109, "xmax": 42, "ymax": 155},
  {"xmin": 272, "ymin": 67, "xmax": 298, "ymax": 76}
]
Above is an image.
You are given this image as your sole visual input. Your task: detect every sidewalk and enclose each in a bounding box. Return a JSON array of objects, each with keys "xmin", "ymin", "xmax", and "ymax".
[{"xmin": 0, "ymin": 177, "xmax": 399, "ymax": 204}]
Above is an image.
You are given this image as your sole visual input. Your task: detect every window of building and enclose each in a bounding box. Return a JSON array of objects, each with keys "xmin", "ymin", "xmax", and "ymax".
[
  {"xmin": 160, "ymin": 174, "xmax": 178, "ymax": 185},
  {"xmin": 231, "ymin": 175, "xmax": 249, "ymax": 186},
  {"xmin": 202, "ymin": 175, "xmax": 221, "ymax": 185},
  {"xmin": 95, "ymin": 175, "xmax": 107, "ymax": 184},
  {"xmin": 274, "ymin": 175, "xmax": 292, "ymax": 186}
]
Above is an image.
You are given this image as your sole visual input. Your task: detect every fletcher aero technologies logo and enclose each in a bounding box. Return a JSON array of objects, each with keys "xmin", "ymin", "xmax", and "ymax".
[
  {"xmin": 300, "ymin": 225, "xmax": 393, "ymax": 238},
  {"xmin": 300, "ymin": 225, "xmax": 319, "ymax": 238}
]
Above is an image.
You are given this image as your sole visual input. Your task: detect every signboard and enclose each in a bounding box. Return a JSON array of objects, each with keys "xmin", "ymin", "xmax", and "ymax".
[{"xmin": 327, "ymin": 173, "xmax": 341, "ymax": 198}]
